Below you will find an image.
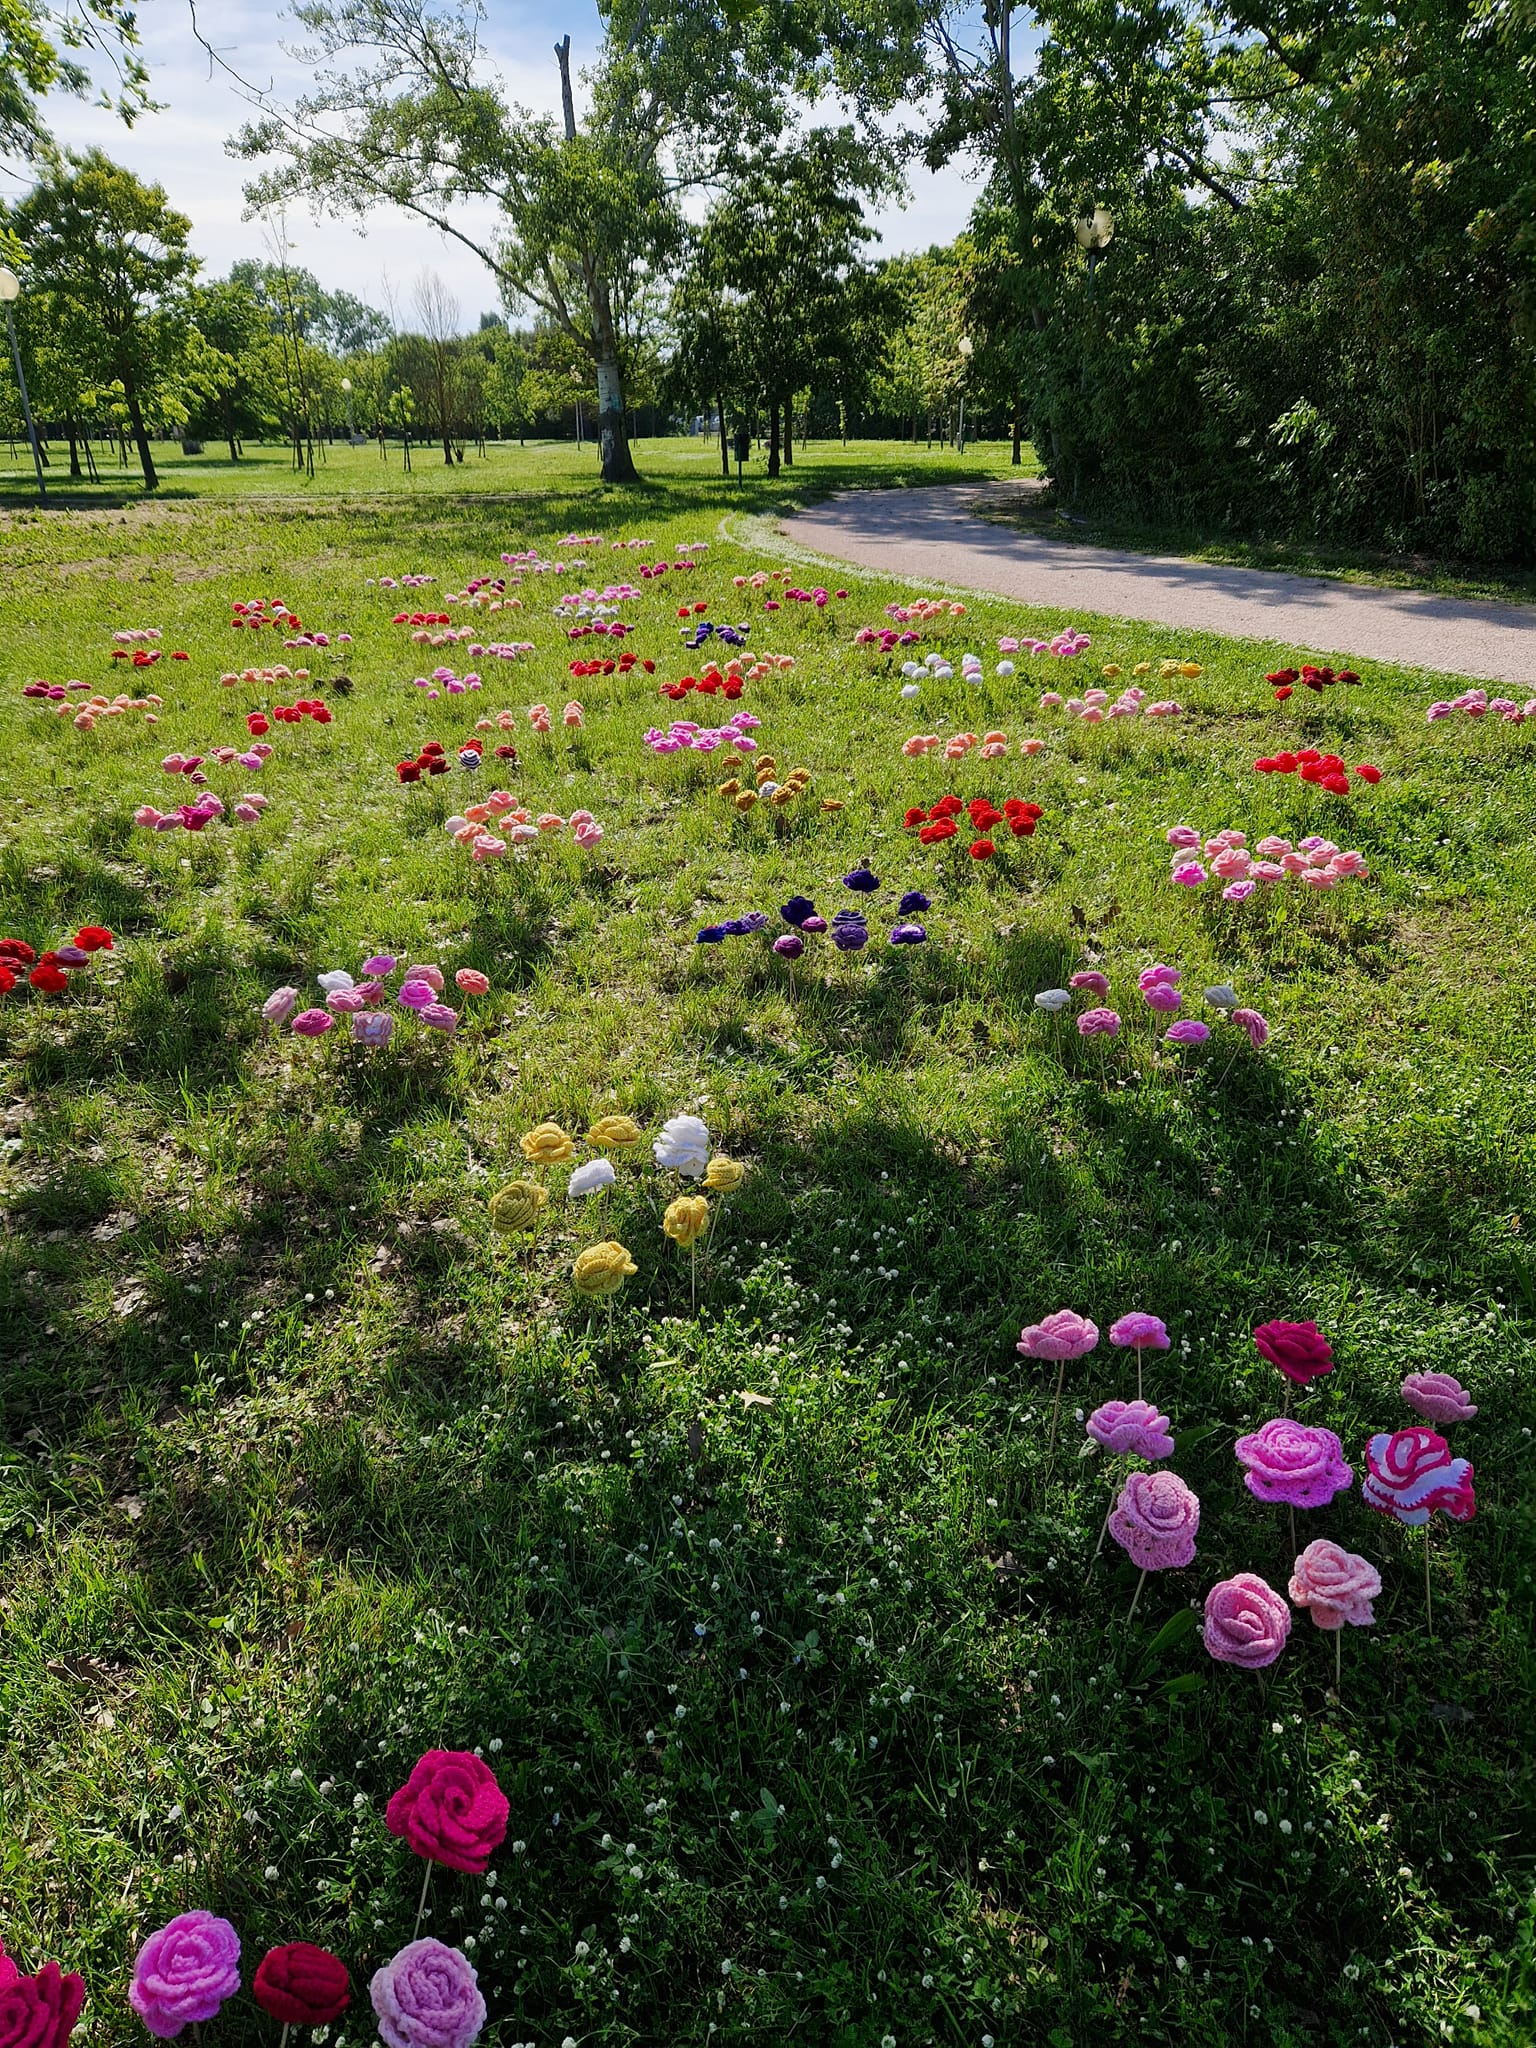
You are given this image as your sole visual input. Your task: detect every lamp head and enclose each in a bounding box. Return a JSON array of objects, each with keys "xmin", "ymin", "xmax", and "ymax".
[
  {"xmin": 957, "ymin": 336, "xmax": 973, "ymax": 359},
  {"xmin": 0, "ymin": 267, "xmax": 20, "ymax": 304},
  {"xmin": 341, "ymin": 376, "xmax": 352, "ymax": 393}
]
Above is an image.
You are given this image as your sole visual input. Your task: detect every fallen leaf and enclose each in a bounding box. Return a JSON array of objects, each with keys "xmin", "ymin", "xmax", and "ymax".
[{"xmin": 733, "ymin": 1390, "xmax": 774, "ymax": 1410}]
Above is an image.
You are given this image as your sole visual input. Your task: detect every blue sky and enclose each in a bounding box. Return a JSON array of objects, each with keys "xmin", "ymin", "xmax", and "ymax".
[{"xmin": 23, "ymin": 0, "xmax": 979, "ymax": 327}]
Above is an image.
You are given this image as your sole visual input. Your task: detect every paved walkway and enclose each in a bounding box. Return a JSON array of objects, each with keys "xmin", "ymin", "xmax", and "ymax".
[{"xmin": 780, "ymin": 483, "xmax": 1536, "ymax": 685}]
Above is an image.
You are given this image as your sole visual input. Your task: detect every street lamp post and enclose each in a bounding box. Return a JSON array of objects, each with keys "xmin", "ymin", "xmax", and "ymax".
[
  {"xmin": 570, "ymin": 365, "xmax": 584, "ymax": 448},
  {"xmin": 341, "ymin": 375, "xmax": 359, "ymax": 445},
  {"xmin": 1073, "ymin": 205, "xmax": 1115, "ymax": 298},
  {"xmin": 0, "ymin": 267, "xmax": 47, "ymax": 505},
  {"xmin": 956, "ymin": 335, "xmax": 974, "ymax": 453}
]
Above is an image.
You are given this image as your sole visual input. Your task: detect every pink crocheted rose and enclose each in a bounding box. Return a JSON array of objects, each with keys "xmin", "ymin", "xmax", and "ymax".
[
  {"xmin": 369, "ymin": 1941, "xmax": 485, "ymax": 2048},
  {"xmin": 1077, "ymin": 1006, "xmax": 1120, "ymax": 1037},
  {"xmin": 0, "ymin": 1945, "xmax": 17, "ymax": 1995},
  {"xmin": 1233, "ymin": 1418, "xmax": 1353, "ymax": 1508},
  {"xmin": 1087, "ymin": 1399, "xmax": 1175, "ymax": 1461},
  {"xmin": 386, "ymin": 1750, "xmax": 509, "ymax": 1873},
  {"xmin": 1017, "ymin": 1309, "xmax": 1099, "ymax": 1361},
  {"xmin": 129, "ymin": 1912, "xmax": 241, "ymax": 2038},
  {"xmin": 1362, "ymin": 1428, "xmax": 1475, "ymax": 1527},
  {"xmin": 1202, "ymin": 1572, "xmax": 1292, "ymax": 1669},
  {"xmin": 1107, "ymin": 1469, "xmax": 1199, "ymax": 1569},
  {"xmin": 1252, "ymin": 1318, "xmax": 1333, "ymax": 1385},
  {"xmin": 1400, "ymin": 1372, "xmax": 1477, "ymax": 1425},
  {"xmin": 1109, "ymin": 1313, "xmax": 1170, "ymax": 1352},
  {"xmin": 0, "ymin": 1961, "xmax": 86, "ymax": 2048},
  {"xmin": 1288, "ymin": 1540, "xmax": 1381, "ymax": 1630}
]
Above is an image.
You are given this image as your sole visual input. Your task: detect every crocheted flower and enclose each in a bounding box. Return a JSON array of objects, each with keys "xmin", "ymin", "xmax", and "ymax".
[
  {"xmin": 663, "ymin": 1194, "xmax": 709, "ymax": 1247},
  {"xmin": 654, "ymin": 1114, "xmax": 710, "ymax": 1176},
  {"xmin": 569, "ymin": 1158, "xmax": 616, "ymax": 1197},
  {"xmin": 1087, "ymin": 1399, "xmax": 1175, "ymax": 1460},
  {"xmin": 573, "ymin": 1240, "xmax": 638, "ymax": 1297},
  {"xmin": 842, "ymin": 868, "xmax": 879, "ymax": 892},
  {"xmin": 1252, "ymin": 1318, "xmax": 1333, "ymax": 1385},
  {"xmin": 1164, "ymin": 1019, "xmax": 1210, "ymax": 1045},
  {"xmin": 1202, "ymin": 1573, "xmax": 1292, "ymax": 1669},
  {"xmin": 369, "ymin": 1941, "xmax": 485, "ymax": 2048},
  {"xmin": 75, "ymin": 926, "xmax": 114, "ymax": 953},
  {"xmin": 1362, "ymin": 1428, "xmax": 1476, "ymax": 1527},
  {"xmin": 130, "ymin": 1912, "xmax": 241, "ymax": 2038},
  {"xmin": 291, "ymin": 1008, "xmax": 334, "ymax": 1037},
  {"xmin": 1108, "ymin": 1470, "xmax": 1199, "ymax": 1569},
  {"xmin": 1142, "ymin": 980, "xmax": 1183, "ymax": 1010},
  {"xmin": 253, "ymin": 1946, "xmax": 351, "ymax": 2027},
  {"xmin": 386, "ymin": 1751, "xmax": 509, "ymax": 1874},
  {"xmin": 780, "ymin": 895, "xmax": 817, "ymax": 927},
  {"xmin": 588, "ymin": 1114, "xmax": 644, "ymax": 1154},
  {"xmin": 1070, "ymin": 970, "xmax": 1110, "ymax": 997},
  {"xmin": 1109, "ymin": 1312, "xmax": 1169, "ymax": 1352},
  {"xmin": 454, "ymin": 969, "xmax": 491, "ymax": 996},
  {"xmin": 352, "ymin": 1012, "xmax": 394, "ymax": 1047},
  {"xmin": 487, "ymin": 1181, "xmax": 548, "ymax": 1235},
  {"xmin": 1017, "ymin": 1310, "xmax": 1099, "ymax": 1361},
  {"xmin": 1234, "ymin": 1419, "xmax": 1353, "ymax": 1508},
  {"xmin": 1288, "ymin": 1540, "xmax": 1381, "ymax": 1631},
  {"xmin": 898, "ymin": 891, "xmax": 931, "ymax": 914},
  {"xmin": 1231, "ymin": 1008, "xmax": 1269, "ymax": 1048},
  {"xmin": 1034, "ymin": 988, "xmax": 1071, "ymax": 1013},
  {"xmin": 0, "ymin": 1961, "xmax": 86, "ymax": 2048},
  {"xmin": 1077, "ymin": 1006, "xmax": 1120, "ymax": 1038},
  {"xmin": 1400, "ymin": 1372, "xmax": 1477, "ymax": 1425},
  {"xmin": 361, "ymin": 953, "xmax": 398, "ymax": 976},
  {"xmin": 520, "ymin": 1121, "xmax": 574, "ymax": 1168},
  {"xmin": 703, "ymin": 1156, "xmax": 745, "ymax": 1192},
  {"xmin": 263, "ymin": 986, "xmax": 299, "ymax": 1025}
]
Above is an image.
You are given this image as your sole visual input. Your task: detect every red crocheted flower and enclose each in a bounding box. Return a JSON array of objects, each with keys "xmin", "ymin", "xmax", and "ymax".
[
  {"xmin": 386, "ymin": 1750, "xmax": 509, "ymax": 1874},
  {"xmin": 252, "ymin": 1945, "xmax": 351, "ymax": 2027}
]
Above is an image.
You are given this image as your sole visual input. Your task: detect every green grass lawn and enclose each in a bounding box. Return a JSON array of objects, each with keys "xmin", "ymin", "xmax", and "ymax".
[{"xmin": 0, "ymin": 441, "xmax": 1532, "ymax": 2048}]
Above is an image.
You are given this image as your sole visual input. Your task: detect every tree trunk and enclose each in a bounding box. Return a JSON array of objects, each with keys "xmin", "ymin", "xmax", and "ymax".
[
  {"xmin": 717, "ymin": 394, "xmax": 729, "ymax": 477},
  {"xmin": 123, "ymin": 384, "xmax": 158, "ymax": 490},
  {"xmin": 67, "ymin": 421, "xmax": 81, "ymax": 478},
  {"xmin": 1012, "ymin": 401, "xmax": 1023, "ymax": 466},
  {"xmin": 767, "ymin": 396, "xmax": 781, "ymax": 479},
  {"xmin": 783, "ymin": 398, "xmax": 793, "ymax": 467},
  {"xmin": 223, "ymin": 390, "xmax": 240, "ymax": 462},
  {"xmin": 555, "ymin": 33, "xmax": 638, "ymax": 485}
]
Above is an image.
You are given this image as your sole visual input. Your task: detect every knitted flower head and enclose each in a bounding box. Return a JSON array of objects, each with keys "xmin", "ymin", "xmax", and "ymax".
[
  {"xmin": 488, "ymin": 1181, "xmax": 548, "ymax": 1235},
  {"xmin": 386, "ymin": 1750, "xmax": 509, "ymax": 1873},
  {"xmin": 520, "ymin": 1121, "xmax": 574, "ymax": 1169},
  {"xmin": 1400, "ymin": 1372, "xmax": 1477, "ymax": 1425},
  {"xmin": 703, "ymin": 1155, "xmax": 745, "ymax": 1192},
  {"xmin": 0, "ymin": 1961, "xmax": 85, "ymax": 2048},
  {"xmin": 130, "ymin": 1912, "xmax": 241, "ymax": 2038},
  {"xmin": 1362, "ymin": 1428, "xmax": 1475, "ymax": 1526},
  {"xmin": 369, "ymin": 1942, "xmax": 484, "ymax": 2048},
  {"xmin": 253, "ymin": 1946, "xmax": 351, "ymax": 2027},
  {"xmin": 1016, "ymin": 1309, "xmax": 1099, "ymax": 1361},
  {"xmin": 1109, "ymin": 1313, "xmax": 1169, "ymax": 1351},
  {"xmin": 1288, "ymin": 1541, "xmax": 1381, "ymax": 1631},
  {"xmin": 663, "ymin": 1194, "xmax": 709, "ymax": 1247},
  {"xmin": 1086, "ymin": 1399, "xmax": 1174, "ymax": 1461},
  {"xmin": 1252, "ymin": 1318, "xmax": 1333, "ymax": 1386},
  {"xmin": 568, "ymin": 1157, "xmax": 616, "ymax": 1198},
  {"xmin": 573, "ymin": 1240, "xmax": 637, "ymax": 1297},
  {"xmin": 1233, "ymin": 1419, "xmax": 1353, "ymax": 1509},
  {"xmin": 654, "ymin": 1114, "xmax": 710, "ymax": 1177},
  {"xmin": 1202, "ymin": 1573, "xmax": 1292, "ymax": 1669},
  {"xmin": 1108, "ymin": 1469, "xmax": 1199, "ymax": 1569},
  {"xmin": 588, "ymin": 1114, "xmax": 644, "ymax": 1155}
]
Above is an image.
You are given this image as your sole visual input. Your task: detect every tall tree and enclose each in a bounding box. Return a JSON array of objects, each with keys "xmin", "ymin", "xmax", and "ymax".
[
  {"xmin": 3, "ymin": 150, "xmax": 198, "ymax": 489},
  {"xmin": 1, "ymin": 0, "xmax": 150, "ymax": 164},
  {"xmin": 219, "ymin": 0, "xmax": 921, "ymax": 483}
]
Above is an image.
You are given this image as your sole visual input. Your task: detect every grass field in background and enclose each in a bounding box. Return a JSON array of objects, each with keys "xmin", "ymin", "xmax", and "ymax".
[{"xmin": 0, "ymin": 442, "xmax": 1532, "ymax": 2048}]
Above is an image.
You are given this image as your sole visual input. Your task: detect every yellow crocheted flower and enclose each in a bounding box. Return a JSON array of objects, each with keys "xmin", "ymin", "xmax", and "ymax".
[
  {"xmin": 1100, "ymin": 663, "xmax": 1122, "ymax": 679},
  {"xmin": 488, "ymin": 1180, "xmax": 549, "ymax": 1235},
  {"xmin": 663, "ymin": 1194, "xmax": 710, "ymax": 1247},
  {"xmin": 821, "ymin": 798, "xmax": 844, "ymax": 813},
  {"xmin": 734, "ymin": 789, "xmax": 758, "ymax": 812},
  {"xmin": 703, "ymin": 1155, "xmax": 745, "ymax": 1192},
  {"xmin": 754, "ymin": 754, "xmax": 778, "ymax": 776},
  {"xmin": 572, "ymin": 1240, "xmax": 637, "ymax": 1296},
  {"xmin": 520, "ymin": 1121, "xmax": 574, "ymax": 1168},
  {"xmin": 1132, "ymin": 661, "xmax": 1153, "ymax": 676},
  {"xmin": 716, "ymin": 778, "xmax": 741, "ymax": 797},
  {"xmin": 587, "ymin": 1113, "xmax": 644, "ymax": 1155}
]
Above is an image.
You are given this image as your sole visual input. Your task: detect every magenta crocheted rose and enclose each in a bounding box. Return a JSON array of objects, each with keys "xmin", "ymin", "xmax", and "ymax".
[
  {"xmin": 369, "ymin": 1941, "xmax": 485, "ymax": 2048},
  {"xmin": 1362, "ymin": 1428, "xmax": 1475, "ymax": 1527},
  {"xmin": 0, "ymin": 1961, "xmax": 85, "ymax": 2048},
  {"xmin": 1017, "ymin": 1309, "xmax": 1099, "ymax": 1361},
  {"xmin": 1202, "ymin": 1572, "xmax": 1292, "ymax": 1669},
  {"xmin": 1288, "ymin": 1540, "xmax": 1381, "ymax": 1630},
  {"xmin": 1109, "ymin": 1312, "xmax": 1169, "ymax": 1351},
  {"xmin": 129, "ymin": 1912, "xmax": 241, "ymax": 2038},
  {"xmin": 1400, "ymin": 1372, "xmax": 1477, "ymax": 1425},
  {"xmin": 1233, "ymin": 1418, "xmax": 1352, "ymax": 1508},
  {"xmin": 1107, "ymin": 1469, "xmax": 1199, "ymax": 1569},
  {"xmin": 1252, "ymin": 1318, "xmax": 1333, "ymax": 1385},
  {"xmin": 1086, "ymin": 1399, "xmax": 1175, "ymax": 1461},
  {"xmin": 386, "ymin": 1750, "xmax": 509, "ymax": 1873}
]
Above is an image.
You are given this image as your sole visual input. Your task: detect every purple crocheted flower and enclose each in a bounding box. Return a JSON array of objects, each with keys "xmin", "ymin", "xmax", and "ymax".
[
  {"xmin": 1142, "ymin": 981, "xmax": 1183, "ymax": 1011},
  {"xmin": 1203, "ymin": 1572, "xmax": 1291, "ymax": 1668},
  {"xmin": 773, "ymin": 932, "xmax": 804, "ymax": 959},
  {"xmin": 1087, "ymin": 1398, "xmax": 1174, "ymax": 1460},
  {"xmin": 369, "ymin": 1941, "xmax": 485, "ymax": 2048},
  {"xmin": 1400, "ymin": 1372, "xmax": 1477, "ymax": 1424},
  {"xmin": 1077, "ymin": 1006, "xmax": 1120, "ymax": 1037},
  {"xmin": 1109, "ymin": 1312, "xmax": 1169, "ymax": 1352},
  {"xmin": 1164, "ymin": 1019, "xmax": 1210, "ymax": 1045},
  {"xmin": 1108, "ymin": 1469, "xmax": 1199, "ymax": 1569},
  {"xmin": 1234, "ymin": 1418, "xmax": 1353, "ymax": 1508},
  {"xmin": 130, "ymin": 1912, "xmax": 242, "ymax": 2039},
  {"xmin": 1017, "ymin": 1309, "xmax": 1099, "ymax": 1361}
]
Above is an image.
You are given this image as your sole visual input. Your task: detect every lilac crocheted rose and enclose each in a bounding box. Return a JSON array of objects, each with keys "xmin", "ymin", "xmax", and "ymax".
[
  {"xmin": 1400, "ymin": 1372, "xmax": 1477, "ymax": 1425},
  {"xmin": 1202, "ymin": 1572, "xmax": 1292, "ymax": 1669},
  {"xmin": 369, "ymin": 1941, "xmax": 485, "ymax": 2048},
  {"xmin": 1233, "ymin": 1418, "xmax": 1353, "ymax": 1508},
  {"xmin": 1107, "ymin": 1469, "xmax": 1199, "ymax": 1569},
  {"xmin": 1109, "ymin": 1312, "xmax": 1169, "ymax": 1351},
  {"xmin": 1288, "ymin": 1540, "xmax": 1381, "ymax": 1630},
  {"xmin": 129, "ymin": 1912, "xmax": 241, "ymax": 2039},
  {"xmin": 1164, "ymin": 1019, "xmax": 1210, "ymax": 1045},
  {"xmin": 1016, "ymin": 1309, "xmax": 1099, "ymax": 1361},
  {"xmin": 1087, "ymin": 1399, "xmax": 1175, "ymax": 1461}
]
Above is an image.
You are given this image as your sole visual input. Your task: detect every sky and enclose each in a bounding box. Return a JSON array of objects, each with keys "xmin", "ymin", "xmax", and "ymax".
[{"xmin": 26, "ymin": 0, "xmax": 980, "ymax": 329}]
